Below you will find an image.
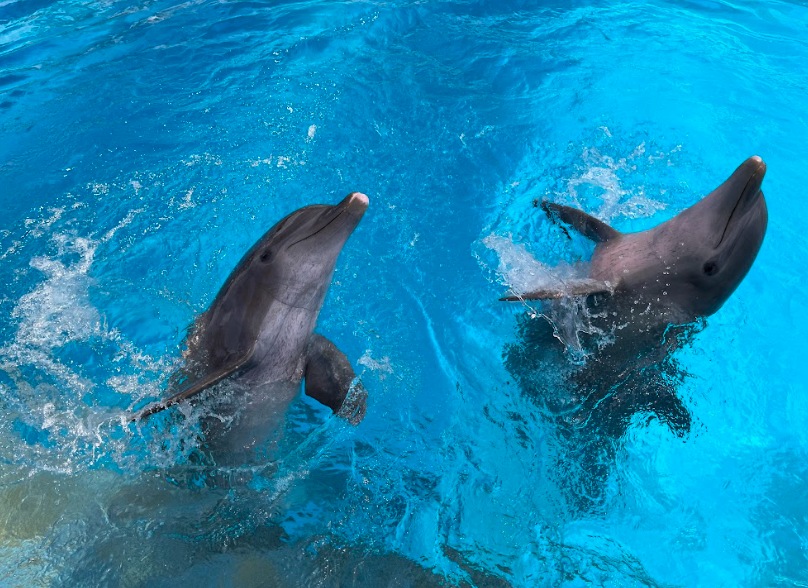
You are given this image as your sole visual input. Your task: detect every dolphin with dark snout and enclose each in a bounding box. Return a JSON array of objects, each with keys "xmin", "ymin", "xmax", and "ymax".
[
  {"xmin": 133, "ymin": 192, "xmax": 369, "ymax": 463},
  {"xmin": 502, "ymin": 156, "xmax": 768, "ymax": 506}
]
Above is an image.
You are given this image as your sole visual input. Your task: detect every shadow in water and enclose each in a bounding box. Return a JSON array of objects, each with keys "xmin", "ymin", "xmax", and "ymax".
[
  {"xmin": 33, "ymin": 394, "xmax": 513, "ymax": 588},
  {"xmin": 504, "ymin": 307, "xmax": 699, "ymax": 511},
  {"xmin": 47, "ymin": 468, "xmax": 511, "ymax": 588}
]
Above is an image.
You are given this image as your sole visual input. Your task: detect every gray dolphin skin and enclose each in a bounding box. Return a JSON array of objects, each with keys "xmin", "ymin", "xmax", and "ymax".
[
  {"xmin": 503, "ymin": 155, "xmax": 768, "ymax": 324},
  {"xmin": 133, "ymin": 192, "xmax": 369, "ymax": 462},
  {"xmin": 502, "ymin": 157, "xmax": 768, "ymax": 507}
]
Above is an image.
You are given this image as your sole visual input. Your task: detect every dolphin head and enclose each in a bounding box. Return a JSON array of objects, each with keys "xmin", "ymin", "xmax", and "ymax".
[
  {"xmin": 647, "ymin": 156, "xmax": 768, "ymax": 317},
  {"xmin": 245, "ymin": 191, "xmax": 369, "ymax": 311},
  {"xmin": 132, "ymin": 192, "xmax": 369, "ymax": 421},
  {"xmin": 199, "ymin": 191, "xmax": 369, "ymax": 360}
]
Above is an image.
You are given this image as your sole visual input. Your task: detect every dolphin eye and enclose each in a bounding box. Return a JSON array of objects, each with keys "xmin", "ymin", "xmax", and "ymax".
[
  {"xmin": 703, "ymin": 261, "xmax": 719, "ymax": 276},
  {"xmin": 259, "ymin": 249, "xmax": 273, "ymax": 263}
]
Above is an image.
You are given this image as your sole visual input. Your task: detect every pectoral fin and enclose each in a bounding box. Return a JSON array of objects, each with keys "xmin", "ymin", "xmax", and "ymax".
[
  {"xmin": 500, "ymin": 279, "xmax": 614, "ymax": 301},
  {"xmin": 304, "ymin": 334, "xmax": 367, "ymax": 425},
  {"xmin": 131, "ymin": 348, "xmax": 254, "ymax": 421},
  {"xmin": 542, "ymin": 201, "xmax": 620, "ymax": 243}
]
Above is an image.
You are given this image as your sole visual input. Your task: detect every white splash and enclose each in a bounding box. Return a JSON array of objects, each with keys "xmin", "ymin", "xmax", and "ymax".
[
  {"xmin": 0, "ymin": 205, "xmax": 172, "ymax": 471},
  {"xmin": 7, "ymin": 235, "xmax": 105, "ymax": 366},
  {"xmin": 174, "ymin": 187, "xmax": 195, "ymax": 209},
  {"xmin": 565, "ymin": 145, "xmax": 668, "ymax": 223},
  {"xmin": 482, "ymin": 234, "xmax": 590, "ymax": 296},
  {"xmin": 358, "ymin": 350, "xmax": 393, "ymax": 378},
  {"xmin": 183, "ymin": 153, "xmax": 223, "ymax": 167},
  {"xmin": 481, "ymin": 234, "xmax": 605, "ymax": 357}
]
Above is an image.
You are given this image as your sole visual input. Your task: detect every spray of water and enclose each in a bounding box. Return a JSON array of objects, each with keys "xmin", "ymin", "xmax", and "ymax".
[
  {"xmin": 477, "ymin": 139, "xmax": 678, "ymax": 358},
  {"xmin": 0, "ymin": 205, "xmax": 187, "ymax": 473}
]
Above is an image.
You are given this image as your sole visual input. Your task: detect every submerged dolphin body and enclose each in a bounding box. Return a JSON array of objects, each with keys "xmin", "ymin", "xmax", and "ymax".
[
  {"xmin": 502, "ymin": 157, "xmax": 768, "ymax": 505},
  {"xmin": 134, "ymin": 192, "xmax": 369, "ymax": 463}
]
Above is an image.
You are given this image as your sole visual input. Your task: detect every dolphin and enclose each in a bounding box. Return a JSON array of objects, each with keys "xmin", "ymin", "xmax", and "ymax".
[
  {"xmin": 133, "ymin": 192, "xmax": 369, "ymax": 463},
  {"xmin": 501, "ymin": 156, "xmax": 768, "ymax": 506},
  {"xmin": 503, "ymin": 156, "xmax": 768, "ymax": 325}
]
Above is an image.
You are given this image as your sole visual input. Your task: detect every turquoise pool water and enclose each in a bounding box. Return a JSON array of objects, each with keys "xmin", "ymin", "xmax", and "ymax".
[{"xmin": 1, "ymin": 0, "xmax": 807, "ymax": 585}]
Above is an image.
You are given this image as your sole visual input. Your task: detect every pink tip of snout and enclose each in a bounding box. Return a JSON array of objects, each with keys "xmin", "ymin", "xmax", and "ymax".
[
  {"xmin": 748, "ymin": 155, "xmax": 766, "ymax": 174},
  {"xmin": 346, "ymin": 192, "xmax": 369, "ymax": 214}
]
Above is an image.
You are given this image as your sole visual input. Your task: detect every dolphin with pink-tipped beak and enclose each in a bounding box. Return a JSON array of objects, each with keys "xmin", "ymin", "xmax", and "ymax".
[
  {"xmin": 133, "ymin": 192, "xmax": 369, "ymax": 463},
  {"xmin": 503, "ymin": 156, "xmax": 768, "ymax": 442},
  {"xmin": 504, "ymin": 156, "xmax": 768, "ymax": 329}
]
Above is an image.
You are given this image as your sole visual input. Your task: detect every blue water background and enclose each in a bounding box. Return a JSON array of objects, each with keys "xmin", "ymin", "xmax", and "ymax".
[{"xmin": 1, "ymin": 0, "xmax": 807, "ymax": 585}]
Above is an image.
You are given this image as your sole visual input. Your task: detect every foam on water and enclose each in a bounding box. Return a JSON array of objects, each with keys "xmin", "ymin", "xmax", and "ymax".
[
  {"xmin": 564, "ymin": 141, "xmax": 674, "ymax": 223},
  {"xmin": 0, "ymin": 202, "xmax": 192, "ymax": 474},
  {"xmin": 481, "ymin": 234, "xmax": 580, "ymax": 295}
]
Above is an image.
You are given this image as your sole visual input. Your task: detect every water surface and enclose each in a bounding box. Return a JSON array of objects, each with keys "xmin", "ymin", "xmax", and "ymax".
[{"xmin": 1, "ymin": 0, "xmax": 807, "ymax": 585}]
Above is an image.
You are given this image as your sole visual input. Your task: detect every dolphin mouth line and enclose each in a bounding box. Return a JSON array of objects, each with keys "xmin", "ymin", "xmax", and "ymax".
[
  {"xmin": 716, "ymin": 171, "xmax": 762, "ymax": 248},
  {"xmin": 287, "ymin": 209, "xmax": 346, "ymax": 249},
  {"xmin": 270, "ymin": 293, "xmax": 316, "ymax": 311}
]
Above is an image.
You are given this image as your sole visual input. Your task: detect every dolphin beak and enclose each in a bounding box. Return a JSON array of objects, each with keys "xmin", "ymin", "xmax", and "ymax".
[
  {"xmin": 714, "ymin": 156, "xmax": 766, "ymax": 248},
  {"xmin": 740, "ymin": 155, "xmax": 766, "ymax": 200},
  {"xmin": 726, "ymin": 156, "xmax": 766, "ymax": 207},
  {"xmin": 342, "ymin": 192, "xmax": 369, "ymax": 216},
  {"xmin": 286, "ymin": 192, "xmax": 369, "ymax": 251}
]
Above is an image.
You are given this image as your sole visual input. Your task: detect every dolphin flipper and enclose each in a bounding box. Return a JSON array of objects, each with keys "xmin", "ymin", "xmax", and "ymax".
[
  {"xmin": 131, "ymin": 348, "xmax": 254, "ymax": 421},
  {"xmin": 500, "ymin": 278, "xmax": 614, "ymax": 301},
  {"xmin": 304, "ymin": 334, "xmax": 367, "ymax": 425},
  {"xmin": 542, "ymin": 201, "xmax": 620, "ymax": 243}
]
